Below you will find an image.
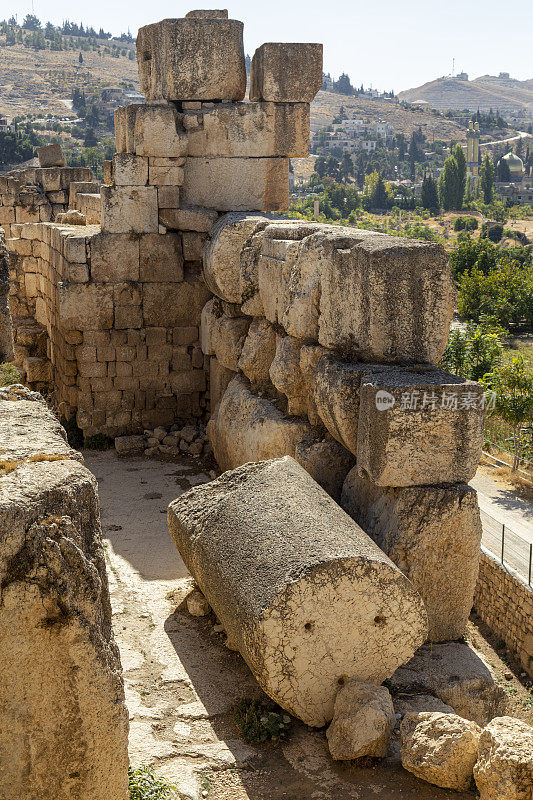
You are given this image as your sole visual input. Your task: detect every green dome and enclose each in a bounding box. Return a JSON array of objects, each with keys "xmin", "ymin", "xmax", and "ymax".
[{"xmin": 501, "ymin": 152, "xmax": 524, "ymax": 180}]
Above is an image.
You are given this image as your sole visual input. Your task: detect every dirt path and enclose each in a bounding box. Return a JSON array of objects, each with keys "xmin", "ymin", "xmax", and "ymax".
[{"xmin": 88, "ymin": 450, "xmax": 528, "ymax": 800}]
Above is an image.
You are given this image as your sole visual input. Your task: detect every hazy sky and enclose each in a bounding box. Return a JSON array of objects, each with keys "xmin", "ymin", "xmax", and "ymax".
[{"xmin": 10, "ymin": 0, "xmax": 533, "ymax": 93}]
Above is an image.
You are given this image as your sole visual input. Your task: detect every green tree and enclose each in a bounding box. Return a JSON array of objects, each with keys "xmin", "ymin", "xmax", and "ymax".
[
  {"xmin": 22, "ymin": 13, "xmax": 41, "ymax": 30},
  {"xmin": 421, "ymin": 173, "xmax": 439, "ymax": 212},
  {"xmin": 333, "ymin": 73, "xmax": 354, "ymax": 95},
  {"xmin": 480, "ymin": 154, "xmax": 494, "ymax": 204},
  {"xmin": 453, "ymin": 143, "xmax": 467, "ymax": 208},
  {"xmin": 83, "ymin": 127, "xmax": 98, "ymax": 147},
  {"xmin": 497, "ymin": 157, "xmax": 511, "ymax": 182},
  {"xmin": 363, "ymin": 170, "xmax": 390, "ymax": 210},
  {"xmin": 482, "ymin": 356, "xmax": 533, "ymax": 469},
  {"xmin": 438, "ymin": 156, "xmax": 459, "ymax": 210},
  {"xmin": 340, "ymin": 151, "xmax": 354, "ymax": 183}
]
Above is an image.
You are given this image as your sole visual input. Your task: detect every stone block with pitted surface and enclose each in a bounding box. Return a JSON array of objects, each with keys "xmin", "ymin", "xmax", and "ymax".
[
  {"xmin": 136, "ymin": 16, "xmax": 246, "ymax": 102},
  {"xmin": 250, "ymin": 42, "xmax": 323, "ymax": 102},
  {"xmin": 168, "ymin": 456, "xmax": 427, "ymax": 726}
]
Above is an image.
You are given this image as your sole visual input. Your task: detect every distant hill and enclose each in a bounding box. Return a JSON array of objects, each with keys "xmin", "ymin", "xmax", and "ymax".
[
  {"xmin": 399, "ymin": 75, "xmax": 533, "ymax": 116},
  {"xmin": 310, "ymin": 90, "xmax": 467, "ymax": 141},
  {"xmin": 0, "ymin": 40, "xmax": 139, "ymax": 118}
]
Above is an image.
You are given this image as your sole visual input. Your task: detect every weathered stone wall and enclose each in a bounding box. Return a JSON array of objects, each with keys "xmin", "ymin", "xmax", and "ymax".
[
  {"xmin": 201, "ymin": 214, "xmax": 485, "ymax": 642},
  {"xmin": 473, "ymin": 547, "xmax": 533, "ymax": 678},
  {"xmin": 0, "ymin": 231, "xmax": 13, "ymax": 361},
  {"xmin": 5, "ymin": 218, "xmax": 210, "ymax": 434},
  {"xmin": 0, "ymin": 385, "xmax": 129, "ymax": 799},
  {"xmin": 1, "ymin": 14, "xmax": 322, "ymax": 438}
]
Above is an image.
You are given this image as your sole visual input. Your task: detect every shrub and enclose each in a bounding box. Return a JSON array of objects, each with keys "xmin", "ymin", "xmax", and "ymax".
[
  {"xmin": 232, "ymin": 698, "xmax": 292, "ymax": 744},
  {"xmin": 449, "ymin": 237, "xmax": 499, "ymax": 279},
  {"xmin": 0, "ymin": 362, "xmax": 21, "ymax": 386},
  {"xmin": 481, "ymin": 221, "xmax": 504, "ymax": 243},
  {"xmin": 128, "ymin": 765, "xmax": 175, "ymax": 800},
  {"xmin": 439, "ymin": 320, "xmax": 503, "ymax": 380},
  {"xmin": 458, "ymin": 259, "xmax": 533, "ymax": 330}
]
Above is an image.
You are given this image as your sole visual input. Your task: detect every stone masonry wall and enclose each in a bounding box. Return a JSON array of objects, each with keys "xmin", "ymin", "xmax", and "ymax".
[
  {"xmin": 1, "ymin": 11, "xmax": 321, "ymax": 437},
  {"xmin": 474, "ymin": 548, "xmax": 533, "ymax": 678}
]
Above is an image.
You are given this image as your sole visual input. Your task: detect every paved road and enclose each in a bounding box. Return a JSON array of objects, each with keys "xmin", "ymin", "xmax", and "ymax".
[{"xmin": 471, "ymin": 471, "xmax": 533, "ymax": 583}]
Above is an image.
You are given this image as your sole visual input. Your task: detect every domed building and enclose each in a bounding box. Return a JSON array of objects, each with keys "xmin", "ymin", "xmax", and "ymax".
[{"xmin": 499, "ymin": 151, "xmax": 524, "ymax": 182}]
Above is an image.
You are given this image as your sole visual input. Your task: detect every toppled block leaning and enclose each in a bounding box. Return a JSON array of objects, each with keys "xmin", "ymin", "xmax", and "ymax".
[{"xmin": 168, "ymin": 456, "xmax": 428, "ymax": 726}]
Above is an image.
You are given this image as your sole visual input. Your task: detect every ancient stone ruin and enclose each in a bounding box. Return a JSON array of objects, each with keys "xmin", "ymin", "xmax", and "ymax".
[
  {"xmin": 0, "ymin": 385, "xmax": 129, "ymax": 800},
  {"xmin": 0, "ymin": 8, "xmax": 531, "ymax": 800}
]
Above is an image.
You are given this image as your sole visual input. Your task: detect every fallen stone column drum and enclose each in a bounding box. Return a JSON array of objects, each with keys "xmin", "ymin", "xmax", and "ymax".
[{"xmin": 168, "ymin": 456, "xmax": 428, "ymax": 726}]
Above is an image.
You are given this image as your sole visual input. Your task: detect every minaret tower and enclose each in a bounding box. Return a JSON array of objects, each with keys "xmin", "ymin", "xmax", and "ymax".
[{"xmin": 466, "ymin": 120, "xmax": 480, "ymax": 187}]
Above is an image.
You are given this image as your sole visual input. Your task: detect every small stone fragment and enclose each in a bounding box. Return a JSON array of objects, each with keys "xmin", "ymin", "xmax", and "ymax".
[
  {"xmin": 474, "ymin": 716, "xmax": 533, "ymax": 800},
  {"xmin": 327, "ymin": 681, "xmax": 395, "ymax": 760},
  {"xmin": 187, "ymin": 590, "xmax": 211, "ymax": 617},
  {"xmin": 400, "ymin": 712, "xmax": 481, "ymax": 791}
]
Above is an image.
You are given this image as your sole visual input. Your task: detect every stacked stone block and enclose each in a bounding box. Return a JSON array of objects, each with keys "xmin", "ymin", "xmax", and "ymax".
[
  {"xmin": 5, "ymin": 218, "xmax": 210, "ymax": 434},
  {"xmin": 0, "ymin": 166, "xmax": 95, "ymax": 235},
  {"xmin": 201, "ymin": 216, "xmax": 485, "ymax": 642}
]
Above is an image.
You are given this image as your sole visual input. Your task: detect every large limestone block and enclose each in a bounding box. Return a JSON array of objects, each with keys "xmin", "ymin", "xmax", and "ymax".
[
  {"xmin": 237, "ymin": 317, "xmax": 277, "ymax": 390},
  {"xmin": 294, "ymin": 437, "xmax": 354, "ymax": 502},
  {"xmin": 37, "ymin": 142, "xmax": 65, "ymax": 167},
  {"xmin": 327, "ymin": 681, "xmax": 395, "ymax": 760},
  {"xmin": 58, "ymin": 283, "xmax": 114, "ymax": 331},
  {"xmin": 207, "ymin": 375, "xmax": 312, "ymax": 471},
  {"xmin": 183, "ymin": 157, "xmax": 289, "ymax": 212},
  {"xmin": 314, "ymin": 355, "xmax": 367, "ymax": 455},
  {"xmin": 185, "ymin": 102, "xmax": 310, "ymax": 157},
  {"xmin": 0, "ymin": 388, "xmax": 128, "ymax": 800},
  {"xmin": 249, "ymin": 43, "xmax": 323, "ymax": 102},
  {"xmin": 142, "ymin": 277, "xmax": 211, "ymax": 327},
  {"xmin": 473, "ymin": 716, "xmax": 533, "ymax": 800},
  {"xmin": 134, "ymin": 105, "xmax": 189, "ymax": 158},
  {"xmin": 0, "ymin": 388, "xmax": 76, "ymax": 463},
  {"xmin": 228, "ymin": 220, "xmax": 455, "ymax": 361},
  {"xmin": 101, "ymin": 185, "xmax": 158, "ymax": 234},
  {"xmin": 136, "ymin": 18, "xmax": 246, "ymax": 103},
  {"xmin": 314, "ymin": 356, "xmax": 484, "ymax": 483},
  {"xmin": 113, "ymin": 153, "xmax": 148, "ymax": 186},
  {"xmin": 90, "ymin": 232, "xmax": 140, "ymax": 282},
  {"xmin": 139, "ymin": 232, "xmax": 183, "ymax": 282},
  {"xmin": 114, "ymin": 104, "xmax": 143, "ymax": 153},
  {"xmin": 167, "ymin": 456, "xmax": 427, "ymax": 726},
  {"xmin": 391, "ymin": 642, "xmax": 506, "ymax": 725},
  {"xmin": 357, "ymin": 366, "xmax": 485, "ymax": 485},
  {"xmin": 203, "ymin": 212, "xmax": 269, "ymax": 302},
  {"xmin": 166, "ymin": 205, "xmax": 219, "ymax": 232},
  {"xmin": 400, "ymin": 712, "xmax": 481, "ymax": 791},
  {"xmin": 341, "ymin": 472, "xmax": 482, "ymax": 641},
  {"xmin": 315, "ymin": 230, "xmax": 455, "ymax": 362},
  {"xmin": 211, "ymin": 314, "xmax": 250, "ymax": 372},
  {"xmin": 269, "ymin": 335, "xmax": 307, "ymax": 416}
]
